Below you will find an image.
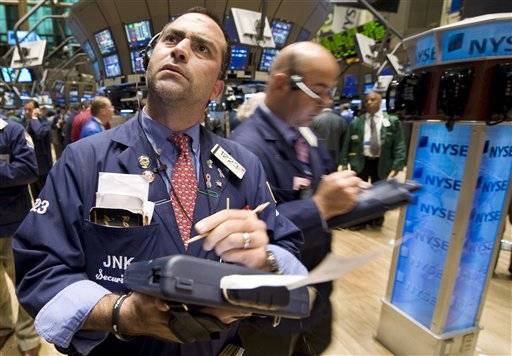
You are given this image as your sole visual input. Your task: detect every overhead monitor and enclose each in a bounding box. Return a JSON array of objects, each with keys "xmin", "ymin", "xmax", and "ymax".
[
  {"xmin": 342, "ymin": 74, "xmax": 358, "ymax": 98},
  {"xmin": 364, "ymin": 82, "xmax": 375, "ymax": 94},
  {"xmin": 258, "ymin": 48, "xmax": 279, "ymax": 72},
  {"xmin": 297, "ymin": 28, "xmax": 311, "ymax": 42},
  {"xmin": 82, "ymin": 91, "xmax": 94, "ymax": 101},
  {"xmin": 82, "ymin": 40, "xmax": 96, "ymax": 62},
  {"xmin": 95, "ymin": 29, "xmax": 116, "ymax": 55},
  {"xmin": 1, "ymin": 67, "xmax": 33, "ymax": 83},
  {"xmin": 10, "ymin": 40, "xmax": 46, "ymax": 68},
  {"xmin": 103, "ymin": 54, "xmax": 121, "ymax": 78},
  {"xmin": 7, "ymin": 30, "xmax": 41, "ymax": 45},
  {"xmin": 224, "ymin": 15, "xmax": 239, "ymax": 43},
  {"xmin": 69, "ymin": 89, "xmax": 79, "ymax": 104},
  {"xmin": 271, "ymin": 20, "xmax": 293, "ymax": 48},
  {"xmin": 231, "ymin": 7, "xmax": 275, "ymax": 47},
  {"xmin": 130, "ymin": 50, "xmax": 145, "ymax": 73},
  {"xmin": 229, "ymin": 45, "xmax": 250, "ymax": 71},
  {"xmin": 91, "ymin": 61, "xmax": 101, "ymax": 81},
  {"xmin": 3, "ymin": 92, "xmax": 17, "ymax": 109},
  {"xmin": 124, "ymin": 20, "xmax": 153, "ymax": 48},
  {"xmin": 53, "ymin": 80, "xmax": 64, "ymax": 94}
]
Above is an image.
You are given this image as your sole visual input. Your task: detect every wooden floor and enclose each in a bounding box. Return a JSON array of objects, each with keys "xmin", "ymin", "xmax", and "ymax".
[
  {"xmin": 1, "ymin": 209, "xmax": 511, "ymax": 356},
  {"xmin": 324, "ymin": 208, "xmax": 512, "ymax": 356}
]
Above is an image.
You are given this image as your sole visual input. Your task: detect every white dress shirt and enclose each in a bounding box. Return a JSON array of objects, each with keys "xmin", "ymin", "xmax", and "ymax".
[{"xmin": 363, "ymin": 110, "xmax": 383, "ymax": 157}]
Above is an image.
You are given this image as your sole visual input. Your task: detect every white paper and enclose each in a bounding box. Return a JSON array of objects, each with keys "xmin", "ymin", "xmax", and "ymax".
[
  {"xmin": 220, "ymin": 251, "xmax": 383, "ymax": 291},
  {"xmin": 95, "ymin": 193, "xmax": 144, "ymax": 212},
  {"xmin": 97, "ymin": 172, "xmax": 149, "ymax": 201}
]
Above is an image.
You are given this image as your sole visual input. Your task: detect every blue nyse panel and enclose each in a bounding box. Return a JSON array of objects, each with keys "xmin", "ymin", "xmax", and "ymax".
[
  {"xmin": 412, "ymin": 34, "xmax": 436, "ymax": 69},
  {"xmin": 391, "ymin": 123, "xmax": 472, "ymax": 328},
  {"xmin": 441, "ymin": 21, "xmax": 512, "ymax": 62},
  {"xmin": 445, "ymin": 125, "xmax": 512, "ymax": 332}
]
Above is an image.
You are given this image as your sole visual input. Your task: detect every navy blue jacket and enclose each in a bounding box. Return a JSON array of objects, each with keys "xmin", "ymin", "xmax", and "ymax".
[
  {"xmin": 24, "ymin": 116, "xmax": 52, "ymax": 176},
  {"xmin": 13, "ymin": 115, "xmax": 303, "ymax": 355},
  {"xmin": 0, "ymin": 119, "xmax": 38, "ymax": 237},
  {"xmin": 230, "ymin": 107, "xmax": 335, "ymax": 271}
]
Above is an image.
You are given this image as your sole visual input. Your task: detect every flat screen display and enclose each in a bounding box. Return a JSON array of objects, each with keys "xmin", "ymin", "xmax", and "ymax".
[
  {"xmin": 130, "ymin": 50, "xmax": 145, "ymax": 73},
  {"xmin": 82, "ymin": 40, "xmax": 96, "ymax": 62},
  {"xmin": 7, "ymin": 30, "xmax": 41, "ymax": 45},
  {"xmin": 69, "ymin": 90, "xmax": 79, "ymax": 104},
  {"xmin": 229, "ymin": 45, "xmax": 249, "ymax": 70},
  {"xmin": 103, "ymin": 54, "xmax": 121, "ymax": 78},
  {"xmin": 91, "ymin": 61, "xmax": 101, "ymax": 80},
  {"xmin": 1, "ymin": 67, "xmax": 32, "ymax": 83},
  {"xmin": 258, "ymin": 48, "xmax": 279, "ymax": 72},
  {"xmin": 271, "ymin": 20, "xmax": 293, "ymax": 48},
  {"xmin": 124, "ymin": 20, "xmax": 153, "ymax": 48},
  {"xmin": 342, "ymin": 74, "xmax": 358, "ymax": 98},
  {"xmin": 364, "ymin": 82, "xmax": 375, "ymax": 94},
  {"xmin": 3, "ymin": 92, "xmax": 16, "ymax": 108},
  {"xmin": 224, "ymin": 15, "xmax": 239, "ymax": 43},
  {"xmin": 53, "ymin": 80, "xmax": 64, "ymax": 93},
  {"xmin": 297, "ymin": 28, "xmax": 311, "ymax": 42},
  {"xmin": 95, "ymin": 29, "xmax": 116, "ymax": 55}
]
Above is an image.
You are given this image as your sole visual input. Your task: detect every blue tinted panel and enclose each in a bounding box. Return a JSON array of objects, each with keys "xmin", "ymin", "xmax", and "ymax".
[
  {"xmin": 229, "ymin": 45, "xmax": 249, "ymax": 70},
  {"xmin": 125, "ymin": 20, "xmax": 153, "ymax": 48},
  {"xmin": 445, "ymin": 125, "xmax": 512, "ymax": 332},
  {"xmin": 391, "ymin": 122, "xmax": 472, "ymax": 328},
  {"xmin": 103, "ymin": 54, "xmax": 121, "ymax": 77},
  {"xmin": 258, "ymin": 48, "xmax": 279, "ymax": 72},
  {"xmin": 95, "ymin": 29, "xmax": 116, "ymax": 55}
]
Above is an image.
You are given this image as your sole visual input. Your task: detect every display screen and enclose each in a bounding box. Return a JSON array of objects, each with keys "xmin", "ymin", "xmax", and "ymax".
[
  {"xmin": 342, "ymin": 74, "xmax": 358, "ymax": 98},
  {"xmin": 297, "ymin": 28, "xmax": 310, "ymax": 42},
  {"xmin": 95, "ymin": 29, "xmax": 116, "ymax": 55},
  {"xmin": 82, "ymin": 40, "xmax": 96, "ymax": 62},
  {"xmin": 130, "ymin": 50, "xmax": 145, "ymax": 73},
  {"xmin": 258, "ymin": 48, "xmax": 279, "ymax": 72},
  {"xmin": 82, "ymin": 91, "xmax": 93, "ymax": 101},
  {"xmin": 271, "ymin": 20, "xmax": 293, "ymax": 48},
  {"xmin": 364, "ymin": 82, "xmax": 375, "ymax": 94},
  {"xmin": 3, "ymin": 92, "xmax": 16, "ymax": 108},
  {"xmin": 7, "ymin": 30, "xmax": 41, "ymax": 45},
  {"xmin": 53, "ymin": 80, "xmax": 64, "ymax": 93},
  {"xmin": 1, "ymin": 67, "xmax": 32, "ymax": 83},
  {"xmin": 91, "ymin": 61, "xmax": 101, "ymax": 80},
  {"xmin": 224, "ymin": 15, "xmax": 239, "ymax": 42},
  {"xmin": 69, "ymin": 90, "xmax": 79, "ymax": 104},
  {"xmin": 103, "ymin": 54, "xmax": 121, "ymax": 78},
  {"xmin": 125, "ymin": 20, "xmax": 153, "ymax": 48},
  {"xmin": 229, "ymin": 45, "xmax": 249, "ymax": 71}
]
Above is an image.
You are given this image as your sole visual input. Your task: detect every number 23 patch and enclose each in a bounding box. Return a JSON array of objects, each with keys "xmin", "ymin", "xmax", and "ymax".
[{"xmin": 30, "ymin": 198, "xmax": 49, "ymax": 215}]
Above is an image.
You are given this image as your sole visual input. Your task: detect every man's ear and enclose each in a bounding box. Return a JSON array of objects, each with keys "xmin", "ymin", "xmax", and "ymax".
[
  {"xmin": 269, "ymin": 73, "xmax": 290, "ymax": 92},
  {"xmin": 209, "ymin": 80, "xmax": 225, "ymax": 101}
]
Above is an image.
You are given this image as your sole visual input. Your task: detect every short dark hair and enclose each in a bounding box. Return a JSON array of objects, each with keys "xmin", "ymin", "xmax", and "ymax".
[
  {"xmin": 25, "ymin": 99, "xmax": 39, "ymax": 108},
  {"xmin": 182, "ymin": 6, "xmax": 231, "ymax": 80}
]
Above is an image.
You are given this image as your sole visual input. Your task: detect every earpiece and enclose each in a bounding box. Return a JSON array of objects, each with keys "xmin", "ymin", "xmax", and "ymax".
[
  {"xmin": 290, "ymin": 74, "xmax": 304, "ymax": 90},
  {"xmin": 142, "ymin": 32, "xmax": 162, "ymax": 70}
]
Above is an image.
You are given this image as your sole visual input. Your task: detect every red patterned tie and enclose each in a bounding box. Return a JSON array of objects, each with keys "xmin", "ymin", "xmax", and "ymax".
[{"xmin": 170, "ymin": 134, "xmax": 197, "ymax": 248}]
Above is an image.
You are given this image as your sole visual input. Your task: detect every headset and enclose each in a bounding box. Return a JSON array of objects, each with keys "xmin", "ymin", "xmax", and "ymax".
[
  {"xmin": 287, "ymin": 53, "xmax": 323, "ymax": 101},
  {"xmin": 141, "ymin": 32, "xmax": 162, "ymax": 71}
]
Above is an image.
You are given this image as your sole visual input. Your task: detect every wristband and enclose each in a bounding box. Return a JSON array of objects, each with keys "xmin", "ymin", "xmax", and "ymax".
[{"xmin": 112, "ymin": 292, "xmax": 134, "ymax": 341}]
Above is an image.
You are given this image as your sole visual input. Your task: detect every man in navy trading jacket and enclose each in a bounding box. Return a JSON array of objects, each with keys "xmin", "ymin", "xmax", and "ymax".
[
  {"xmin": 0, "ymin": 116, "xmax": 41, "ymax": 356},
  {"xmin": 231, "ymin": 42, "xmax": 365, "ymax": 355},
  {"xmin": 14, "ymin": 7, "xmax": 306, "ymax": 356}
]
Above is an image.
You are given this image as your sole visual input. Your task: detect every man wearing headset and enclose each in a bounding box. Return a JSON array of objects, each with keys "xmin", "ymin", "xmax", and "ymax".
[
  {"xmin": 230, "ymin": 42, "xmax": 365, "ymax": 355},
  {"xmin": 13, "ymin": 7, "xmax": 306, "ymax": 356}
]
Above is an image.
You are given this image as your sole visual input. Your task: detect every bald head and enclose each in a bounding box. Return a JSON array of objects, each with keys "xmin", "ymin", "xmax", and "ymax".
[
  {"xmin": 270, "ymin": 41, "xmax": 339, "ymax": 77},
  {"xmin": 364, "ymin": 91, "xmax": 382, "ymax": 115},
  {"xmin": 264, "ymin": 41, "xmax": 340, "ymax": 127}
]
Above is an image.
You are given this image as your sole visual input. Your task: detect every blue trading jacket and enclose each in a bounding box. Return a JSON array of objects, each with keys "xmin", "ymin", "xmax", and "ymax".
[
  {"xmin": 0, "ymin": 119, "xmax": 38, "ymax": 237},
  {"xmin": 13, "ymin": 115, "xmax": 303, "ymax": 356}
]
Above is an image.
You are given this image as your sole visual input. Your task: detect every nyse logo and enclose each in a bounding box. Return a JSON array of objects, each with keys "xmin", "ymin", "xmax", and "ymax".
[
  {"xmin": 469, "ymin": 35, "xmax": 512, "ymax": 55},
  {"xmin": 488, "ymin": 145, "xmax": 512, "ymax": 158},
  {"xmin": 416, "ymin": 46, "xmax": 436, "ymax": 64},
  {"xmin": 448, "ymin": 32, "xmax": 464, "ymax": 52}
]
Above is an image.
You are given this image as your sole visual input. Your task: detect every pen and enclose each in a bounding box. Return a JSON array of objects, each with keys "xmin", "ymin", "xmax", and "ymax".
[{"xmin": 188, "ymin": 202, "xmax": 270, "ymax": 244}]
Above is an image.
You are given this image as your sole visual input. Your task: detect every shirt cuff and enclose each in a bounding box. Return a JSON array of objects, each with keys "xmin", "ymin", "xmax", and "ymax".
[
  {"xmin": 35, "ymin": 280, "xmax": 110, "ymax": 354},
  {"xmin": 267, "ymin": 244, "xmax": 308, "ymax": 276}
]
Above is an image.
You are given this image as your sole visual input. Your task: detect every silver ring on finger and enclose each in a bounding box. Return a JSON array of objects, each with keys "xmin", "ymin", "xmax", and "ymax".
[{"xmin": 242, "ymin": 232, "xmax": 251, "ymax": 249}]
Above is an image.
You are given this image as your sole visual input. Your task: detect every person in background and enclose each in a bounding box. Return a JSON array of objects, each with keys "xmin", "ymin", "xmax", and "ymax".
[
  {"xmin": 340, "ymin": 103, "xmax": 354, "ymax": 124},
  {"xmin": 22, "ymin": 99, "xmax": 52, "ymax": 198},
  {"xmin": 62, "ymin": 103, "xmax": 80, "ymax": 148},
  {"xmin": 50, "ymin": 106, "xmax": 66, "ymax": 159},
  {"xmin": 79, "ymin": 97, "xmax": 114, "ymax": 139},
  {"xmin": 231, "ymin": 41, "xmax": 364, "ymax": 356},
  {"xmin": 311, "ymin": 105, "xmax": 347, "ymax": 165},
  {"xmin": 235, "ymin": 93, "xmax": 266, "ymax": 125},
  {"xmin": 340, "ymin": 91, "xmax": 406, "ymax": 228},
  {"xmin": 0, "ymin": 116, "xmax": 41, "ymax": 356},
  {"xmin": 70, "ymin": 102, "xmax": 91, "ymax": 143}
]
